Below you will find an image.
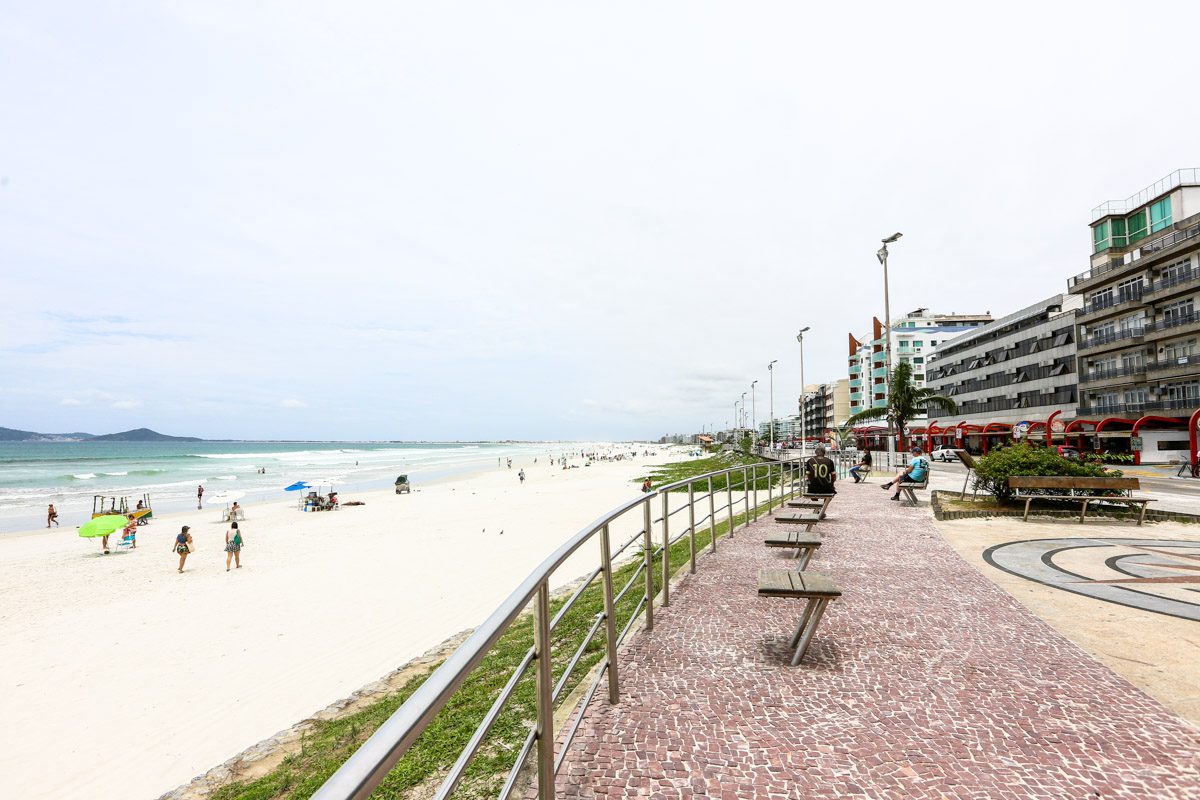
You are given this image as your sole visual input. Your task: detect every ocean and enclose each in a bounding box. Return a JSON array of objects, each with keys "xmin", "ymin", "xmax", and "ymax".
[{"xmin": 0, "ymin": 440, "xmax": 583, "ymax": 533}]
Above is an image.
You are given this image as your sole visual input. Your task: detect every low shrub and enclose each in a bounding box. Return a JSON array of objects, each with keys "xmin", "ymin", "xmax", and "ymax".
[{"xmin": 972, "ymin": 443, "xmax": 1115, "ymax": 502}]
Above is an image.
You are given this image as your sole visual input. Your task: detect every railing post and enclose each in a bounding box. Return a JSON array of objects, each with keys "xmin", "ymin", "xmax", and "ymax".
[
  {"xmin": 752, "ymin": 464, "xmax": 759, "ymax": 520},
  {"xmin": 661, "ymin": 490, "xmax": 670, "ymax": 608},
  {"xmin": 768, "ymin": 462, "xmax": 774, "ymax": 510},
  {"xmin": 743, "ymin": 467, "xmax": 750, "ymax": 522},
  {"xmin": 599, "ymin": 523, "xmax": 619, "ymax": 705},
  {"xmin": 688, "ymin": 482, "xmax": 697, "ymax": 574},
  {"xmin": 534, "ymin": 580, "xmax": 555, "ymax": 797},
  {"xmin": 642, "ymin": 497, "xmax": 654, "ymax": 632},
  {"xmin": 708, "ymin": 475, "xmax": 717, "ymax": 553},
  {"xmin": 726, "ymin": 470, "xmax": 734, "ymax": 536}
]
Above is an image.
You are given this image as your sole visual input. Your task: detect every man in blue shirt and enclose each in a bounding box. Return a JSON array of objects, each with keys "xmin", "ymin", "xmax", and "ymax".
[{"xmin": 881, "ymin": 446, "xmax": 930, "ymax": 501}]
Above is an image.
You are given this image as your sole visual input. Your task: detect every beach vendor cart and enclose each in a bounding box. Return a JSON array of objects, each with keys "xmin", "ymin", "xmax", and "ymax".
[
  {"xmin": 92, "ymin": 494, "xmax": 153, "ymax": 524},
  {"xmin": 395, "ymin": 475, "xmax": 411, "ymax": 494}
]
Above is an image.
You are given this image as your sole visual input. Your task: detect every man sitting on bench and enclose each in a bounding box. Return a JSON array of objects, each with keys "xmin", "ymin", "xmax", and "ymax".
[
  {"xmin": 881, "ymin": 446, "xmax": 928, "ymax": 502},
  {"xmin": 805, "ymin": 445, "xmax": 837, "ymax": 496}
]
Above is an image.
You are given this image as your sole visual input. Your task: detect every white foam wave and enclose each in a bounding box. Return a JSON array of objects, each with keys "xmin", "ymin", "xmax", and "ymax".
[
  {"xmin": 214, "ymin": 475, "xmax": 238, "ymax": 480},
  {"xmin": 104, "ymin": 471, "xmax": 128, "ymax": 476},
  {"xmin": 73, "ymin": 473, "xmax": 97, "ymax": 480}
]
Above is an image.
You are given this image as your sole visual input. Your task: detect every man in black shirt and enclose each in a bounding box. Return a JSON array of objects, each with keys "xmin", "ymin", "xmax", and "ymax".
[{"xmin": 805, "ymin": 445, "xmax": 837, "ymax": 495}]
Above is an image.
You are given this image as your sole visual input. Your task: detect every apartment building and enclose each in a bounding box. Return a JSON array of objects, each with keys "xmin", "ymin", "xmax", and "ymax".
[
  {"xmin": 1071, "ymin": 170, "xmax": 1200, "ymax": 418},
  {"xmin": 801, "ymin": 379, "xmax": 851, "ymax": 437},
  {"xmin": 925, "ymin": 294, "xmax": 1081, "ymax": 425},
  {"xmin": 848, "ymin": 308, "xmax": 992, "ymax": 421}
]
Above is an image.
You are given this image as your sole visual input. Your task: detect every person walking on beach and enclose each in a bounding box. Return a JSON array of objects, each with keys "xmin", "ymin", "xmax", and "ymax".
[
  {"xmin": 197, "ymin": 484, "xmax": 205, "ymax": 509},
  {"xmin": 47, "ymin": 503, "xmax": 59, "ymax": 528},
  {"xmin": 518, "ymin": 469, "xmax": 526, "ymax": 484},
  {"xmin": 225, "ymin": 521, "xmax": 244, "ymax": 571},
  {"xmin": 174, "ymin": 525, "xmax": 193, "ymax": 573}
]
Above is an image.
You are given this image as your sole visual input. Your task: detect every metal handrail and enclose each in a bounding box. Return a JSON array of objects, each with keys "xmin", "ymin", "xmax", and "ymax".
[{"xmin": 312, "ymin": 458, "xmax": 803, "ymax": 800}]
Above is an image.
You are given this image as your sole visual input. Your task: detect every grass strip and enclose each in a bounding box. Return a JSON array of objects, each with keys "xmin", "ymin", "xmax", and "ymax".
[{"xmin": 214, "ymin": 476, "xmax": 788, "ymax": 800}]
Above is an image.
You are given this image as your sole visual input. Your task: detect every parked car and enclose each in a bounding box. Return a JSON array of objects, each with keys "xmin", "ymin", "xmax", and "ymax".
[{"xmin": 930, "ymin": 447, "xmax": 961, "ymax": 462}]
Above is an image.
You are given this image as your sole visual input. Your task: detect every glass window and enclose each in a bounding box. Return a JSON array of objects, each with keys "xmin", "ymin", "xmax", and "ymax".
[
  {"xmin": 1093, "ymin": 220, "xmax": 1111, "ymax": 252},
  {"xmin": 1110, "ymin": 217, "xmax": 1128, "ymax": 248},
  {"xmin": 913, "ymin": 357, "xmax": 924, "ymax": 364},
  {"xmin": 1150, "ymin": 197, "xmax": 1173, "ymax": 233},
  {"xmin": 1127, "ymin": 209, "xmax": 1149, "ymax": 243}
]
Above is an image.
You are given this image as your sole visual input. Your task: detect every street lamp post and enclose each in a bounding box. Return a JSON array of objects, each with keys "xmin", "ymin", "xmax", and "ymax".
[
  {"xmin": 740, "ymin": 392, "xmax": 747, "ymax": 438},
  {"xmin": 796, "ymin": 327, "xmax": 810, "ymax": 455},
  {"xmin": 877, "ymin": 233, "xmax": 902, "ymax": 454},
  {"xmin": 767, "ymin": 360, "xmax": 778, "ymax": 449},
  {"xmin": 751, "ymin": 381, "xmax": 758, "ymax": 442}
]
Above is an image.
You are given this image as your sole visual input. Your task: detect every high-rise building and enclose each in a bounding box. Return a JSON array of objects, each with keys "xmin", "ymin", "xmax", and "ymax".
[
  {"xmin": 926, "ymin": 294, "xmax": 1081, "ymax": 425},
  {"xmin": 848, "ymin": 308, "xmax": 992, "ymax": 422},
  {"xmin": 1071, "ymin": 169, "xmax": 1200, "ymax": 421},
  {"xmin": 801, "ymin": 379, "xmax": 850, "ymax": 438}
]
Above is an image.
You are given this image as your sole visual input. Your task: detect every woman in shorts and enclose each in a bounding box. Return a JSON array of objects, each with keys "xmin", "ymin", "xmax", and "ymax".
[
  {"xmin": 174, "ymin": 525, "xmax": 193, "ymax": 573},
  {"xmin": 225, "ymin": 521, "xmax": 244, "ymax": 571}
]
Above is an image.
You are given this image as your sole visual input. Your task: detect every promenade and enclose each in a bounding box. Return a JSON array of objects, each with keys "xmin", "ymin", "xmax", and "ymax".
[{"xmin": 550, "ymin": 481, "xmax": 1200, "ymax": 797}]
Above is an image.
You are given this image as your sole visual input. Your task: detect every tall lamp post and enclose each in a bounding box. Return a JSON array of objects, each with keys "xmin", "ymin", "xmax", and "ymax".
[
  {"xmin": 796, "ymin": 327, "xmax": 810, "ymax": 454},
  {"xmin": 767, "ymin": 360, "xmax": 778, "ymax": 449},
  {"xmin": 740, "ymin": 392, "xmax": 747, "ymax": 436},
  {"xmin": 750, "ymin": 381, "xmax": 758, "ymax": 442},
  {"xmin": 877, "ymin": 233, "xmax": 902, "ymax": 453}
]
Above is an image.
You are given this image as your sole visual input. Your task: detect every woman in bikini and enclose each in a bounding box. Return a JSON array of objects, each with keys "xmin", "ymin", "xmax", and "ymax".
[{"xmin": 174, "ymin": 525, "xmax": 193, "ymax": 573}]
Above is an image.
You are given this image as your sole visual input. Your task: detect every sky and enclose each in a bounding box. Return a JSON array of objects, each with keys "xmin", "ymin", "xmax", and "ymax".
[{"xmin": 3, "ymin": 1, "xmax": 1199, "ymax": 441}]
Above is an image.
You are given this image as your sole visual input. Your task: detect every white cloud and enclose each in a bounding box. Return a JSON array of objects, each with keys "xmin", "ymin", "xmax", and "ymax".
[
  {"xmin": 60, "ymin": 398, "xmax": 84, "ymax": 406},
  {"xmin": 279, "ymin": 399, "xmax": 306, "ymax": 409}
]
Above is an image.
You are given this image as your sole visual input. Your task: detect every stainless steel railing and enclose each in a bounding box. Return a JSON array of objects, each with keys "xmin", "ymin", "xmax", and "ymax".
[{"xmin": 311, "ymin": 459, "xmax": 803, "ymax": 800}]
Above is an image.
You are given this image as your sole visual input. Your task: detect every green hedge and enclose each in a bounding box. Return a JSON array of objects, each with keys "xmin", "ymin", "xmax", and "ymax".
[{"xmin": 972, "ymin": 443, "xmax": 1116, "ymax": 502}]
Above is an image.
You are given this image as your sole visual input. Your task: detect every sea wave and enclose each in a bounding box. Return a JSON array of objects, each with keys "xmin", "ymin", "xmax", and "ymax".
[
  {"xmin": 103, "ymin": 471, "xmax": 128, "ymax": 476},
  {"xmin": 71, "ymin": 473, "xmax": 98, "ymax": 480},
  {"xmin": 213, "ymin": 475, "xmax": 238, "ymax": 480}
]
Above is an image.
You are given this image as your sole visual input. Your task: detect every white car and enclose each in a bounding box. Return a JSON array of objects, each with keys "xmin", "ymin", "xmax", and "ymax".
[{"xmin": 930, "ymin": 447, "xmax": 960, "ymax": 462}]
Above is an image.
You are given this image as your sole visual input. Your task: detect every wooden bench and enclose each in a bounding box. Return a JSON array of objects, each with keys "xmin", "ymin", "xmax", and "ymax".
[
  {"xmin": 772, "ymin": 510, "xmax": 821, "ymax": 530},
  {"xmin": 1007, "ymin": 476, "xmax": 1155, "ymax": 524},
  {"xmin": 763, "ymin": 530, "xmax": 822, "ymax": 568},
  {"xmin": 785, "ymin": 491, "xmax": 835, "ymax": 519},
  {"xmin": 895, "ymin": 480, "xmax": 928, "ymax": 505},
  {"xmin": 757, "ymin": 570, "xmax": 842, "ymax": 665}
]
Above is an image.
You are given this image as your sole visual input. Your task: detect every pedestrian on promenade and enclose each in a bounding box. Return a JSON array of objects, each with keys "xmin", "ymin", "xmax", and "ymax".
[
  {"xmin": 197, "ymin": 484, "xmax": 204, "ymax": 509},
  {"xmin": 225, "ymin": 521, "xmax": 243, "ymax": 571},
  {"xmin": 47, "ymin": 503, "xmax": 59, "ymax": 528},
  {"xmin": 805, "ymin": 445, "xmax": 837, "ymax": 494},
  {"xmin": 849, "ymin": 450, "xmax": 872, "ymax": 483},
  {"xmin": 174, "ymin": 525, "xmax": 193, "ymax": 573},
  {"xmin": 881, "ymin": 446, "xmax": 930, "ymax": 501}
]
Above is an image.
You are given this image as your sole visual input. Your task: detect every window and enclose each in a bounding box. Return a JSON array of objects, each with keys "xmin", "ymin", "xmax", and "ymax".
[
  {"xmin": 1128, "ymin": 209, "xmax": 1149, "ymax": 243},
  {"xmin": 1089, "ymin": 286, "xmax": 1113, "ymax": 310},
  {"xmin": 1162, "ymin": 299, "xmax": 1194, "ymax": 327},
  {"xmin": 913, "ymin": 341, "xmax": 924, "ymax": 347},
  {"xmin": 1121, "ymin": 352, "xmax": 1144, "ymax": 370},
  {"xmin": 1052, "ymin": 331, "xmax": 1072, "ymax": 347},
  {"xmin": 1093, "ymin": 220, "xmax": 1111, "ymax": 252},
  {"xmin": 1110, "ymin": 216, "xmax": 1128, "ymax": 248},
  {"xmin": 1163, "ymin": 339, "xmax": 1196, "ymax": 362},
  {"xmin": 1150, "ymin": 197, "xmax": 1173, "ymax": 233},
  {"xmin": 1124, "ymin": 388, "xmax": 1149, "ymax": 407},
  {"xmin": 913, "ymin": 357, "xmax": 924, "ymax": 364},
  {"xmin": 1156, "ymin": 440, "xmax": 1190, "ymax": 451},
  {"xmin": 930, "ymin": 340, "xmax": 937, "ymax": 346},
  {"xmin": 1160, "ymin": 257, "xmax": 1194, "ymax": 285},
  {"xmin": 1117, "ymin": 276, "xmax": 1143, "ymax": 302},
  {"xmin": 1118, "ymin": 312, "xmax": 1145, "ymax": 332}
]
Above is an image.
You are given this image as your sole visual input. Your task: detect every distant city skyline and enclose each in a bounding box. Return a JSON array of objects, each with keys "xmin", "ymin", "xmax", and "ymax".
[{"xmin": 3, "ymin": 2, "xmax": 1199, "ymax": 440}]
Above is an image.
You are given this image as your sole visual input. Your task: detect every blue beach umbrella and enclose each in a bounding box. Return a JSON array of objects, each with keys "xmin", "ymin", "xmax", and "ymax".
[{"xmin": 284, "ymin": 481, "xmax": 310, "ymax": 492}]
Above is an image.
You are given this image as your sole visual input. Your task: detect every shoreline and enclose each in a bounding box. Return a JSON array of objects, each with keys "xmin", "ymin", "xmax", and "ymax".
[{"xmin": 0, "ymin": 446, "xmax": 689, "ymax": 799}]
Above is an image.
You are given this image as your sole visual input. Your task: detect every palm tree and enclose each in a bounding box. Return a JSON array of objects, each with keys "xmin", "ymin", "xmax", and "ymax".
[{"xmin": 846, "ymin": 362, "xmax": 956, "ymax": 451}]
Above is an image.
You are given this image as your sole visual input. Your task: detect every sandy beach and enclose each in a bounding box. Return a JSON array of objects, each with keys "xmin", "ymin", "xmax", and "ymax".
[{"xmin": 0, "ymin": 448, "xmax": 690, "ymax": 799}]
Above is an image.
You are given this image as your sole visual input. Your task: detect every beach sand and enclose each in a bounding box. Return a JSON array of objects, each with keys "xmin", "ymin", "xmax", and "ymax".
[{"xmin": 0, "ymin": 448, "xmax": 690, "ymax": 799}]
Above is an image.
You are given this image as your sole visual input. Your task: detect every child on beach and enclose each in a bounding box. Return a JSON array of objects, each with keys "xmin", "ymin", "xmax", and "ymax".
[
  {"xmin": 120, "ymin": 515, "xmax": 137, "ymax": 548},
  {"xmin": 225, "ymin": 521, "xmax": 243, "ymax": 571}
]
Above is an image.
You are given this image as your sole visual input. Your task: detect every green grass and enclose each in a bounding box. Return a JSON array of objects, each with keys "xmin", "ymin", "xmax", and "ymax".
[
  {"xmin": 212, "ymin": 483, "xmax": 788, "ymax": 800},
  {"xmin": 639, "ymin": 451, "xmax": 780, "ymax": 492}
]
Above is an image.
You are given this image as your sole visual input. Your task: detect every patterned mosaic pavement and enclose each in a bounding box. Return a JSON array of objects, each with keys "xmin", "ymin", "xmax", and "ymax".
[{"xmin": 550, "ymin": 485, "xmax": 1200, "ymax": 798}]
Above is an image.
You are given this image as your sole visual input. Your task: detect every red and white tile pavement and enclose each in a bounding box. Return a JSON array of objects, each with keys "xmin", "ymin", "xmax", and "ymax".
[{"xmin": 549, "ymin": 485, "xmax": 1200, "ymax": 798}]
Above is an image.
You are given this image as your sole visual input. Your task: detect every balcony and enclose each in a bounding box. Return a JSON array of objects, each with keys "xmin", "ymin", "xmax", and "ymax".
[
  {"xmin": 1078, "ymin": 326, "xmax": 1145, "ymax": 353},
  {"xmin": 1147, "ymin": 353, "xmax": 1200, "ymax": 381},
  {"xmin": 872, "ymin": 366, "xmax": 887, "ymax": 378},
  {"xmin": 1143, "ymin": 268, "xmax": 1200, "ymax": 303},
  {"xmin": 1078, "ymin": 399, "xmax": 1197, "ymax": 417},
  {"xmin": 1076, "ymin": 288, "xmax": 1144, "ymax": 320},
  {"xmin": 1143, "ymin": 310, "xmax": 1200, "ymax": 341},
  {"xmin": 1077, "ymin": 364, "xmax": 1147, "ymax": 389}
]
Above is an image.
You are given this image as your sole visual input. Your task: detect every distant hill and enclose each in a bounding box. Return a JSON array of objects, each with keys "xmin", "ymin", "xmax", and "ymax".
[
  {"xmin": 0, "ymin": 426, "xmax": 201, "ymax": 442},
  {"xmin": 0, "ymin": 427, "xmax": 95, "ymax": 442},
  {"xmin": 86, "ymin": 428, "xmax": 203, "ymax": 442}
]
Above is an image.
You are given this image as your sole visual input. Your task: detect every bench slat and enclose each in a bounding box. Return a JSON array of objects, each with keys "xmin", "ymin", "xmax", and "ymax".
[
  {"xmin": 1008, "ymin": 476, "xmax": 1140, "ymax": 490},
  {"xmin": 773, "ymin": 512, "xmax": 821, "ymax": 525},
  {"xmin": 757, "ymin": 569, "xmax": 841, "ymax": 597},
  {"xmin": 764, "ymin": 532, "xmax": 822, "ymax": 547}
]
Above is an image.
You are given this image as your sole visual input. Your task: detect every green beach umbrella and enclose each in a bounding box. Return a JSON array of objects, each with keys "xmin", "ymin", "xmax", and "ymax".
[{"xmin": 78, "ymin": 515, "xmax": 130, "ymax": 538}]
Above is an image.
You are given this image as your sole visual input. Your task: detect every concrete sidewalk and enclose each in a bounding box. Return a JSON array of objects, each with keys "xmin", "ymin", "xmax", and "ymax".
[{"xmin": 550, "ymin": 482, "xmax": 1200, "ymax": 798}]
